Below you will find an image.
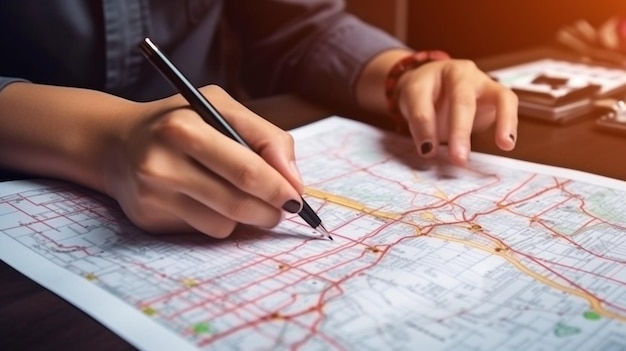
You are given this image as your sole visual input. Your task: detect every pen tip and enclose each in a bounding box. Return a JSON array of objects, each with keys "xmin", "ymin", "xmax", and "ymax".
[{"xmin": 318, "ymin": 223, "xmax": 333, "ymax": 241}]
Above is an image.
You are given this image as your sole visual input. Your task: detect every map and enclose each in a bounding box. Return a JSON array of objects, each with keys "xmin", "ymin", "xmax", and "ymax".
[{"xmin": 1, "ymin": 116, "xmax": 625, "ymax": 351}]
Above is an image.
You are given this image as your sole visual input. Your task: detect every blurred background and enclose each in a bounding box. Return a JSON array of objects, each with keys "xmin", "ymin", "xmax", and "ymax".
[{"xmin": 346, "ymin": 0, "xmax": 623, "ymax": 59}]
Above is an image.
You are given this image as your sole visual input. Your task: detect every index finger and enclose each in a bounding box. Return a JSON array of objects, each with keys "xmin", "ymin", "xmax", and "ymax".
[
  {"xmin": 199, "ymin": 86, "xmax": 305, "ymax": 193},
  {"xmin": 445, "ymin": 64, "xmax": 478, "ymax": 165}
]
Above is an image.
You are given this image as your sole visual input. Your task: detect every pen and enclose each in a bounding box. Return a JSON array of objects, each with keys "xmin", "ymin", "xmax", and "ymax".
[{"xmin": 139, "ymin": 37, "xmax": 332, "ymax": 240}]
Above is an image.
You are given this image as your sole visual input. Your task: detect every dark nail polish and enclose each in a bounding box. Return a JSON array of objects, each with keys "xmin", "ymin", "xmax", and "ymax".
[
  {"xmin": 282, "ymin": 199, "xmax": 302, "ymax": 214},
  {"xmin": 420, "ymin": 141, "xmax": 433, "ymax": 155},
  {"xmin": 509, "ymin": 133, "xmax": 516, "ymax": 142}
]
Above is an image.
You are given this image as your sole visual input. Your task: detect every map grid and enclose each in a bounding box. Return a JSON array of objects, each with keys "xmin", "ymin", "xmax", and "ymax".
[{"xmin": 1, "ymin": 117, "xmax": 625, "ymax": 350}]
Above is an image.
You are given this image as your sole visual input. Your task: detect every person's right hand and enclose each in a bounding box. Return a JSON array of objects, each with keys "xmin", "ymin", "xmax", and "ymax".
[
  {"xmin": 103, "ymin": 85, "xmax": 305, "ymax": 238},
  {"xmin": 0, "ymin": 82, "xmax": 305, "ymax": 239}
]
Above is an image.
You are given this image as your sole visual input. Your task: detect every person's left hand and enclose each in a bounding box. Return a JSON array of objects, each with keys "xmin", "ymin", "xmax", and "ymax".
[{"xmin": 394, "ymin": 58, "xmax": 518, "ymax": 165}]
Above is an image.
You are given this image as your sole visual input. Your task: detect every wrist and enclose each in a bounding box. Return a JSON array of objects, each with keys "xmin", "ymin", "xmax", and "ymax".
[
  {"xmin": 384, "ymin": 50, "xmax": 450, "ymax": 132},
  {"xmin": 0, "ymin": 82, "xmax": 138, "ymax": 194},
  {"xmin": 355, "ymin": 49, "xmax": 415, "ymax": 115}
]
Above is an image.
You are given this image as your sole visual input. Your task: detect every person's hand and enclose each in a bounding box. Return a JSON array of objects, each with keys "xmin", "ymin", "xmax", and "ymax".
[
  {"xmin": 102, "ymin": 85, "xmax": 305, "ymax": 238},
  {"xmin": 554, "ymin": 17, "xmax": 626, "ymax": 63},
  {"xmin": 394, "ymin": 59, "xmax": 518, "ymax": 166},
  {"xmin": 596, "ymin": 15, "xmax": 626, "ymax": 53}
]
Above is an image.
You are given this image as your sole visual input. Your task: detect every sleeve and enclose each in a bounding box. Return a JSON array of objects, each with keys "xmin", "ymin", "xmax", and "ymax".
[
  {"xmin": 0, "ymin": 77, "xmax": 29, "ymax": 92},
  {"xmin": 0, "ymin": 77, "xmax": 28, "ymax": 180},
  {"xmin": 223, "ymin": 0, "xmax": 407, "ymax": 108}
]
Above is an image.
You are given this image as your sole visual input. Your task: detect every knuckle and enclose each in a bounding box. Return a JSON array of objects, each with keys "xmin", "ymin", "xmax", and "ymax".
[
  {"xmin": 135, "ymin": 154, "xmax": 160, "ymax": 179},
  {"xmin": 446, "ymin": 59, "xmax": 477, "ymax": 77},
  {"xmin": 233, "ymin": 161, "xmax": 262, "ymax": 190},
  {"xmin": 456, "ymin": 59, "xmax": 477, "ymax": 70},
  {"xmin": 465, "ymin": 59, "xmax": 478, "ymax": 69},
  {"xmin": 155, "ymin": 112, "xmax": 195, "ymax": 143},
  {"xmin": 126, "ymin": 196, "xmax": 159, "ymax": 230},
  {"xmin": 451, "ymin": 93, "xmax": 476, "ymax": 108},
  {"xmin": 135, "ymin": 152, "xmax": 176, "ymax": 186},
  {"xmin": 277, "ymin": 131, "xmax": 295, "ymax": 149},
  {"xmin": 225, "ymin": 197, "xmax": 255, "ymax": 220},
  {"xmin": 409, "ymin": 109, "xmax": 432, "ymax": 124},
  {"xmin": 266, "ymin": 185, "xmax": 285, "ymax": 206}
]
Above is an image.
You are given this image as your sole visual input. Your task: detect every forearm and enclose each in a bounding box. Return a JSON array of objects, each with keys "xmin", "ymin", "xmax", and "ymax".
[
  {"xmin": 354, "ymin": 48, "xmax": 414, "ymax": 115},
  {"xmin": 226, "ymin": 0, "xmax": 407, "ymax": 108},
  {"xmin": 0, "ymin": 82, "xmax": 139, "ymax": 193}
]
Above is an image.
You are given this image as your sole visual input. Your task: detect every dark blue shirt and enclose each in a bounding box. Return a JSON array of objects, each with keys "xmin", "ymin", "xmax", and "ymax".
[{"xmin": 0, "ymin": 0, "xmax": 405, "ymax": 106}]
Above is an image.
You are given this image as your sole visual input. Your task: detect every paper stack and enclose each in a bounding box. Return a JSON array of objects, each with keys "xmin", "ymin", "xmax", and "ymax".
[{"xmin": 489, "ymin": 59, "xmax": 626, "ymax": 123}]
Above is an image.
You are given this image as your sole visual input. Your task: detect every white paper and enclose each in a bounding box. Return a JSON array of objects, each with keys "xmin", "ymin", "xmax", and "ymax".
[{"xmin": 1, "ymin": 116, "xmax": 626, "ymax": 351}]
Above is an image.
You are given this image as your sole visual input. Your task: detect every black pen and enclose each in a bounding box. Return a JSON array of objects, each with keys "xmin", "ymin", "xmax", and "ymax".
[{"xmin": 139, "ymin": 37, "xmax": 332, "ymax": 240}]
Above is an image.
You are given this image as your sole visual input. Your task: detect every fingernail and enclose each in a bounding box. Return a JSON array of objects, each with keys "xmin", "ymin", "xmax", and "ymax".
[
  {"xmin": 420, "ymin": 141, "xmax": 433, "ymax": 156},
  {"xmin": 282, "ymin": 199, "xmax": 302, "ymax": 213}
]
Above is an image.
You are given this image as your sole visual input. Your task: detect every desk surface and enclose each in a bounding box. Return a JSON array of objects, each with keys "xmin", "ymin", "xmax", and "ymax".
[{"xmin": 2, "ymin": 47, "xmax": 626, "ymax": 350}]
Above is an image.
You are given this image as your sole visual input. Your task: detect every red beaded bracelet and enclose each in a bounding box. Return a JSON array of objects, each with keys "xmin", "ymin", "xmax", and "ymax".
[{"xmin": 384, "ymin": 50, "xmax": 450, "ymax": 132}]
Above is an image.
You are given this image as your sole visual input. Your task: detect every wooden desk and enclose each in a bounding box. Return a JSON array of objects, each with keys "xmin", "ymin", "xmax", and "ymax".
[{"xmin": 2, "ymin": 47, "xmax": 626, "ymax": 350}]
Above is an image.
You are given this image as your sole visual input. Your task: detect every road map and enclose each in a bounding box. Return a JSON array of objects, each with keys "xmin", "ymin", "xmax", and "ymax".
[{"xmin": 1, "ymin": 117, "xmax": 626, "ymax": 351}]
